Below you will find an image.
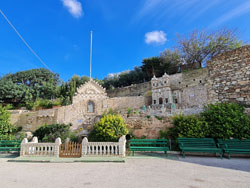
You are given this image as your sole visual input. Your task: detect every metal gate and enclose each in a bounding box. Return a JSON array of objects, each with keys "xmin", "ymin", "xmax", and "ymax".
[{"xmin": 59, "ymin": 142, "xmax": 82, "ymax": 158}]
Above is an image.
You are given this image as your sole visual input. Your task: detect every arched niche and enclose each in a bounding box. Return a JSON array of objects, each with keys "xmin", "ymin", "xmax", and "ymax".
[{"xmin": 87, "ymin": 101, "xmax": 95, "ymax": 113}]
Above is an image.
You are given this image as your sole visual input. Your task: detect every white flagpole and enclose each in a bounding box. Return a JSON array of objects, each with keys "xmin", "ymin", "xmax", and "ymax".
[{"xmin": 90, "ymin": 31, "xmax": 93, "ymax": 80}]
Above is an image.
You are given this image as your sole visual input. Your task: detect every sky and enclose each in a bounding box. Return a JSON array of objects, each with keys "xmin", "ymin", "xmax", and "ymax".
[{"xmin": 0, "ymin": 0, "xmax": 250, "ymax": 81}]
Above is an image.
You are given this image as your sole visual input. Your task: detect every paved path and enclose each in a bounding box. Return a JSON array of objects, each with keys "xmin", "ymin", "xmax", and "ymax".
[{"xmin": 0, "ymin": 157, "xmax": 250, "ymax": 188}]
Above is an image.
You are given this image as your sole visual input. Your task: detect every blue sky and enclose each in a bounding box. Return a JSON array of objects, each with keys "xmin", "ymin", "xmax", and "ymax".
[{"xmin": 0, "ymin": 0, "xmax": 250, "ymax": 81}]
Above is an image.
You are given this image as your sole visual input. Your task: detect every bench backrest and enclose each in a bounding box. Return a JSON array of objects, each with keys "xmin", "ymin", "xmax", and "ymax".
[
  {"xmin": 217, "ymin": 139, "xmax": 250, "ymax": 149},
  {"xmin": 129, "ymin": 139, "xmax": 168, "ymax": 147},
  {"xmin": 177, "ymin": 138, "xmax": 217, "ymax": 148},
  {"xmin": 0, "ymin": 140, "xmax": 21, "ymax": 147}
]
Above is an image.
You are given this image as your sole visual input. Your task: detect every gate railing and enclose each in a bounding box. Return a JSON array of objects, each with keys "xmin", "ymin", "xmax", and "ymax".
[
  {"xmin": 82, "ymin": 135, "xmax": 126, "ymax": 157},
  {"xmin": 59, "ymin": 142, "xmax": 82, "ymax": 158},
  {"xmin": 20, "ymin": 137, "xmax": 61, "ymax": 157}
]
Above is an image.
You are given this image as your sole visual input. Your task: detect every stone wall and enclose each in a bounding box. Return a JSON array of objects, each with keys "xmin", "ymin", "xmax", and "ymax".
[
  {"xmin": 125, "ymin": 116, "xmax": 172, "ymax": 139},
  {"xmin": 10, "ymin": 96, "xmax": 145, "ymax": 134},
  {"xmin": 207, "ymin": 45, "xmax": 250, "ymax": 107},
  {"xmin": 10, "ymin": 109, "xmax": 57, "ymax": 132},
  {"xmin": 107, "ymin": 82, "xmax": 151, "ymax": 97}
]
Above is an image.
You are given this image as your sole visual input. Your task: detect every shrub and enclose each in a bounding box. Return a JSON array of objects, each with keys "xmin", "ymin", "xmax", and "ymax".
[
  {"xmin": 127, "ymin": 108, "xmax": 132, "ymax": 117},
  {"xmin": 161, "ymin": 103, "xmax": 250, "ymax": 140},
  {"xmin": 26, "ymin": 98, "xmax": 62, "ymax": 110},
  {"xmin": 155, "ymin": 115, "xmax": 163, "ymax": 121},
  {"xmin": 0, "ymin": 105, "xmax": 18, "ymax": 140},
  {"xmin": 201, "ymin": 103, "xmax": 250, "ymax": 139},
  {"xmin": 88, "ymin": 113, "xmax": 129, "ymax": 142},
  {"xmin": 163, "ymin": 114, "xmax": 209, "ymax": 140},
  {"xmin": 33, "ymin": 123, "xmax": 77, "ymax": 142}
]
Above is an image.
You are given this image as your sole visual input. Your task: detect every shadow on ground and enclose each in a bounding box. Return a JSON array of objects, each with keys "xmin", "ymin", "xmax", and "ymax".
[
  {"xmin": 0, "ymin": 153, "xmax": 19, "ymax": 159},
  {"xmin": 127, "ymin": 151, "xmax": 250, "ymax": 173}
]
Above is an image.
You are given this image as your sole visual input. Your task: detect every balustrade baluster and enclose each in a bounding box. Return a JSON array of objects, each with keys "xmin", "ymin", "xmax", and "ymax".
[
  {"xmin": 111, "ymin": 145, "xmax": 114, "ymax": 155},
  {"xmin": 100, "ymin": 145, "xmax": 103, "ymax": 155},
  {"xmin": 107, "ymin": 145, "xmax": 110, "ymax": 154}
]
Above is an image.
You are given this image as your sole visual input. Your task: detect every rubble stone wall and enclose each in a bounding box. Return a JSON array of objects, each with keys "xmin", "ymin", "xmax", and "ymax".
[
  {"xmin": 207, "ymin": 45, "xmax": 250, "ymax": 106},
  {"xmin": 107, "ymin": 82, "xmax": 151, "ymax": 97}
]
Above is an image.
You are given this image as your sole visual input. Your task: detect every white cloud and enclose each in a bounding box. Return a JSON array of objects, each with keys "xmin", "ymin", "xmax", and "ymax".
[
  {"xmin": 145, "ymin": 30, "xmax": 167, "ymax": 45},
  {"xmin": 62, "ymin": 0, "xmax": 83, "ymax": 18}
]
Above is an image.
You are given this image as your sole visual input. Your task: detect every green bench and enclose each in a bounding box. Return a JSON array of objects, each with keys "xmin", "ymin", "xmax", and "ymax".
[
  {"xmin": 217, "ymin": 139, "xmax": 250, "ymax": 159},
  {"xmin": 129, "ymin": 139, "xmax": 169, "ymax": 156},
  {"xmin": 178, "ymin": 138, "xmax": 223, "ymax": 158},
  {"xmin": 0, "ymin": 140, "xmax": 21, "ymax": 152}
]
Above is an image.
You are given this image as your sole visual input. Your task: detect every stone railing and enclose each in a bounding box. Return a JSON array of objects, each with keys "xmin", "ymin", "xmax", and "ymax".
[
  {"xmin": 82, "ymin": 135, "xmax": 126, "ymax": 157},
  {"xmin": 20, "ymin": 137, "xmax": 61, "ymax": 157}
]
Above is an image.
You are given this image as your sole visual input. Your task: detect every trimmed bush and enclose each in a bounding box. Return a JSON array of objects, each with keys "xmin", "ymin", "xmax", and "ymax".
[
  {"xmin": 161, "ymin": 103, "xmax": 250, "ymax": 140},
  {"xmin": 201, "ymin": 103, "xmax": 250, "ymax": 139},
  {"xmin": 160, "ymin": 114, "xmax": 208, "ymax": 139},
  {"xmin": 88, "ymin": 113, "xmax": 129, "ymax": 142}
]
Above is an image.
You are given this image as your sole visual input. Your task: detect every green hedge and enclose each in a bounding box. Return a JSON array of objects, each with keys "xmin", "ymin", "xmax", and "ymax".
[{"xmin": 161, "ymin": 103, "xmax": 250, "ymax": 140}]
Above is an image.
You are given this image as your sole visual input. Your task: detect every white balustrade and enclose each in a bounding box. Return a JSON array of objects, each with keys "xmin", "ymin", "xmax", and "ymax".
[
  {"xmin": 20, "ymin": 136, "xmax": 126, "ymax": 158},
  {"xmin": 82, "ymin": 135, "xmax": 126, "ymax": 157},
  {"xmin": 20, "ymin": 137, "xmax": 61, "ymax": 157}
]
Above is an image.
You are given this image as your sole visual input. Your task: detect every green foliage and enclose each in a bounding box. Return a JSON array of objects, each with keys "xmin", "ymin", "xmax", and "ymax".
[
  {"xmin": 103, "ymin": 67, "xmax": 148, "ymax": 90},
  {"xmin": 33, "ymin": 123, "xmax": 75, "ymax": 142},
  {"xmin": 162, "ymin": 103, "xmax": 250, "ymax": 140},
  {"xmin": 163, "ymin": 114, "xmax": 209, "ymax": 139},
  {"xmin": 0, "ymin": 79, "xmax": 31, "ymax": 104},
  {"xmin": 141, "ymin": 52, "xmax": 180, "ymax": 78},
  {"xmin": 155, "ymin": 115, "xmax": 163, "ymax": 121},
  {"xmin": 25, "ymin": 98, "xmax": 62, "ymax": 110},
  {"xmin": 127, "ymin": 108, "xmax": 132, "ymax": 117},
  {"xmin": 57, "ymin": 75, "xmax": 90, "ymax": 105},
  {"xmin": 201, "ymin": 103, "xmax": 250, "ymax": 139},
  {"xmin": 103, "ymin": 51, "xmax": 180, "ymax": 89},
  {"xmin": 88, "ymin": 114, "xmax": 129, "ymax": 142},
  {"xmin": 0, "ymin": 68, "xmax": 59, "ymax": 105},
  {"xmin": 0, "ymin": 105, "xmax": 18, "ymax": 140}
]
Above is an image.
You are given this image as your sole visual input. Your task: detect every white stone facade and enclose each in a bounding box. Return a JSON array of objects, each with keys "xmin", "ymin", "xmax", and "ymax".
[{"xmin": 151, "ymin": 69, "xmax": 208, "ymax": 110}]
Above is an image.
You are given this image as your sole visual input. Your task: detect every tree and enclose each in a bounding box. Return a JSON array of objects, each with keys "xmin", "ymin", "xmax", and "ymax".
[
  {"xmin": 3, "ymin": 68, "xmax": 59, "ymax": 88},
  {"xmin": 159, "ymin": 49, "xmax": 181, "ymax": 74},
  {"xmin": 141, "ymin": 57, "xmax": 162, "ymax": 78},
  {"xmin": 177, "ymin": 28, "xmax": 242, "ymax": 68},
  {"xmin": 88, "ymin": 113, "xmax": 129, "ymax": 141},
  {"xmin": 0, "ymin": 79, "xmax": 31, "ymax": 104},
  {"xmin": 0, "ymin": 68, "xmax": 60, "ymax": 104}
]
